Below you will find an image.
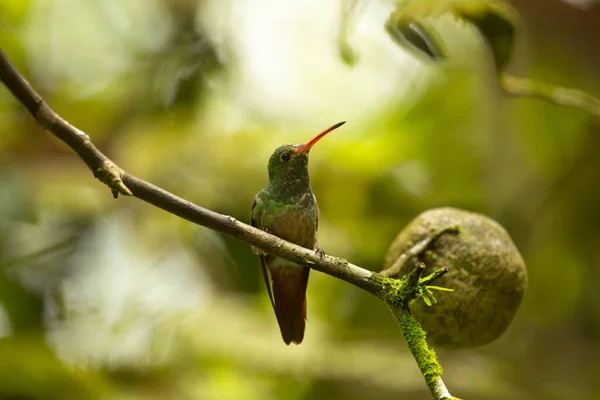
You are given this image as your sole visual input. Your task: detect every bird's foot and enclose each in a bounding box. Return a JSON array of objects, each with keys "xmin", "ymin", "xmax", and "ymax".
[
  {"xmin": 251, "ymin": 245, "xmax": 266, "ymax": 256},
  {"xmin": 314, "ymin": 248, "xmax": 326, "ymax": 259}
]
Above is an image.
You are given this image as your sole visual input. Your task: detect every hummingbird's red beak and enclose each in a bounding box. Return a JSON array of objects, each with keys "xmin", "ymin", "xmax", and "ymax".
[{"xmin": 295, "ymin": 121, "xmax": 346, "ymax": 154}]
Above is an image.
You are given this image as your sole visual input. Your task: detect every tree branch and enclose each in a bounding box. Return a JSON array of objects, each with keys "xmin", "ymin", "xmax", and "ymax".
[
  {"xmin": 0, "ymin": 48, "xmax": 384, "ymax": 297},
  {"xmin": 381, "ymin": 264, "xmax": 456, "ymax": 400},
  {"xmin": 420, "ymin": 266, "xmax": 450, "ymax": 287},
  {"xmin": 500, "ymin": 74, "xmax": 600, "ymax": 118},
  {"xmin": 0, "ymin": 48, "xmax": 459, "ymax": 399},
  {"xmin": 380, "ymin": 226, "xmax": 458, "ymax": 278},
  {"xmin": 393, "ymin": 307, "xmax": 455, "ymax": 400}
]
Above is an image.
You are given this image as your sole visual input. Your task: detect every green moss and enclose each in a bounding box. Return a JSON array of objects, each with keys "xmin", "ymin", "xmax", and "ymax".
[
  {"xmin": 376, "ymin": 269, "xmax": 448, "ymax": 308},
  {"xmin": 396, "ymin": 308, "xmax": 443, "ymax": 390},
  {"xmin": 373, "ymin": 271, "xmax": 449, "ymax": 394},
  {"xmin": 375, "ymin": 264, "xmax": 431, "ymax": 307},
  {"xmin": 378, "ymin": 274, "xmax": 413, "ymax": 306}
]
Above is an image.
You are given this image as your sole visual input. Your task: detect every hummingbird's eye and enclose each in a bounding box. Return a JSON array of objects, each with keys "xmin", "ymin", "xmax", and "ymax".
[{"xmin": 280, "ymin": 152, "xmax": 291, "ymax": 162}]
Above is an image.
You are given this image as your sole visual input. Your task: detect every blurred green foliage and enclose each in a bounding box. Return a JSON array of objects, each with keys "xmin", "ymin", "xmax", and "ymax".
[
  {"xmin": 1, "ymin": 0, "xmax": 600, "ymax": 399},
  {"xmin": 387, "ymin": 0, "xmax": 518, "ymax": 71}
]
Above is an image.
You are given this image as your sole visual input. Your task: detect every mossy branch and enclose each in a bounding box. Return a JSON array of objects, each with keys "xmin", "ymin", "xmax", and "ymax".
[
  {"xmin": 375, "ymin": 263, "xmax": 457, "ymax": 400},
  {"xmin": 0, "ymin": 48, "xmax": 460, "ymax": 399},
  {"xmin": 395, "ymin": 309, "xmax": 449, "ymax": 399}
]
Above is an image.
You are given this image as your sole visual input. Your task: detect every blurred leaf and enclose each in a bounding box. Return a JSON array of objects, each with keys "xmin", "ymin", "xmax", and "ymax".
[
  {"xmin": 338, "ymin": 0, "xmax": 361, "ymax": 66},
  {"xmin": 338, "ymin": 40, "xmax": 358, "ymax": 67},
  {"xmin": 387, "ymin": 0, "xmax": 518, "ymax": 71},
  {"xmin": 455, "ymin": 0, "xmax": 517, "ymax": 72},
  {"xmin": 385, "ymin": 18, "xmax": 447, "ymax": 61}
]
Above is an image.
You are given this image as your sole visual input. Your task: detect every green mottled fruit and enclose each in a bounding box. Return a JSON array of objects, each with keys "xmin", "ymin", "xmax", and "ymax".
[{"xmin": 384, "ymin": 207, "xmax": 527, "ymax": 348}]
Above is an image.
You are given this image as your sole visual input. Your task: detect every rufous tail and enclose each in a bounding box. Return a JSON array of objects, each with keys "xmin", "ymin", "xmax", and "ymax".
[{"xmin": 269, "ymin": 267, "xmax": 310, "ymax": 345}]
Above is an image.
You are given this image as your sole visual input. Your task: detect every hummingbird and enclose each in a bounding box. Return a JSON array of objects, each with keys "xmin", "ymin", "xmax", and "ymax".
[{"xmin": 251, "ymin": 121, "xmax": 346, "ymax": 345}]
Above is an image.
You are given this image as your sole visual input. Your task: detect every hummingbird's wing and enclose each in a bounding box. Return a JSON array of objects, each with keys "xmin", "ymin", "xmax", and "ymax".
[
  {"xmin": 313, "ymin": 192, "xmax": 319, "ymax": 244},
  {"xmin": 251, "ymin": 195, "xmax": 276, "ymax": 312},
  {"xmin": 259, "ymin": 257, "xmax": 276, "ymax": 314}
]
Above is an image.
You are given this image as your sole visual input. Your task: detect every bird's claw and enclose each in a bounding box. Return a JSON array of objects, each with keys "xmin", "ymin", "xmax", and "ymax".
[
  {"xmin": 315, "ymin": 248, "xmax": 326, "ymax": 259},
  {"xmin": 251, "ymin": 245, "xmax": 266, "ymax": 256}
]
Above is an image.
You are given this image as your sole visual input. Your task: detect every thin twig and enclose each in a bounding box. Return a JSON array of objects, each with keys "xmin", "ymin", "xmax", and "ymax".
[
  {"xmin": 380, "ymin": 227, "xmax": 458, "ymax": 278},
  {"xmin": 0, "ymin": 52, "xmax": 131, "ymax": 197},
  {"xmin": 420, "ymin": 266, "xmax": 449, "ymax": 286},
  {"xmin": 500, "ymin": 74, "xmax": 600, "ymax": 118},
  {"xmin": 406, "ymin": 261, "xmax": 426, "ymax": 288}
]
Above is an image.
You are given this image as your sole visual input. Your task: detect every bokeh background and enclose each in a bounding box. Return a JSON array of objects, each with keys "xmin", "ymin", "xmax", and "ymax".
[{"xmin": 1, "ymin": 0, "xmax": 600, "ymax": 399}]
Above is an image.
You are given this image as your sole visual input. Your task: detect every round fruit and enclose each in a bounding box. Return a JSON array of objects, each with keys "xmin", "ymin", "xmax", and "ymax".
[{"xmin": 384, "ymin": 207, "xmax": 527, "ymax": 348}]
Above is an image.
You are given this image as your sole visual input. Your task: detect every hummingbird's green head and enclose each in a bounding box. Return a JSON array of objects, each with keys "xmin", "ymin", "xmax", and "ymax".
[{"xmin": 267, "ymin": 122, "xmax": 346, "ymax": 186}]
